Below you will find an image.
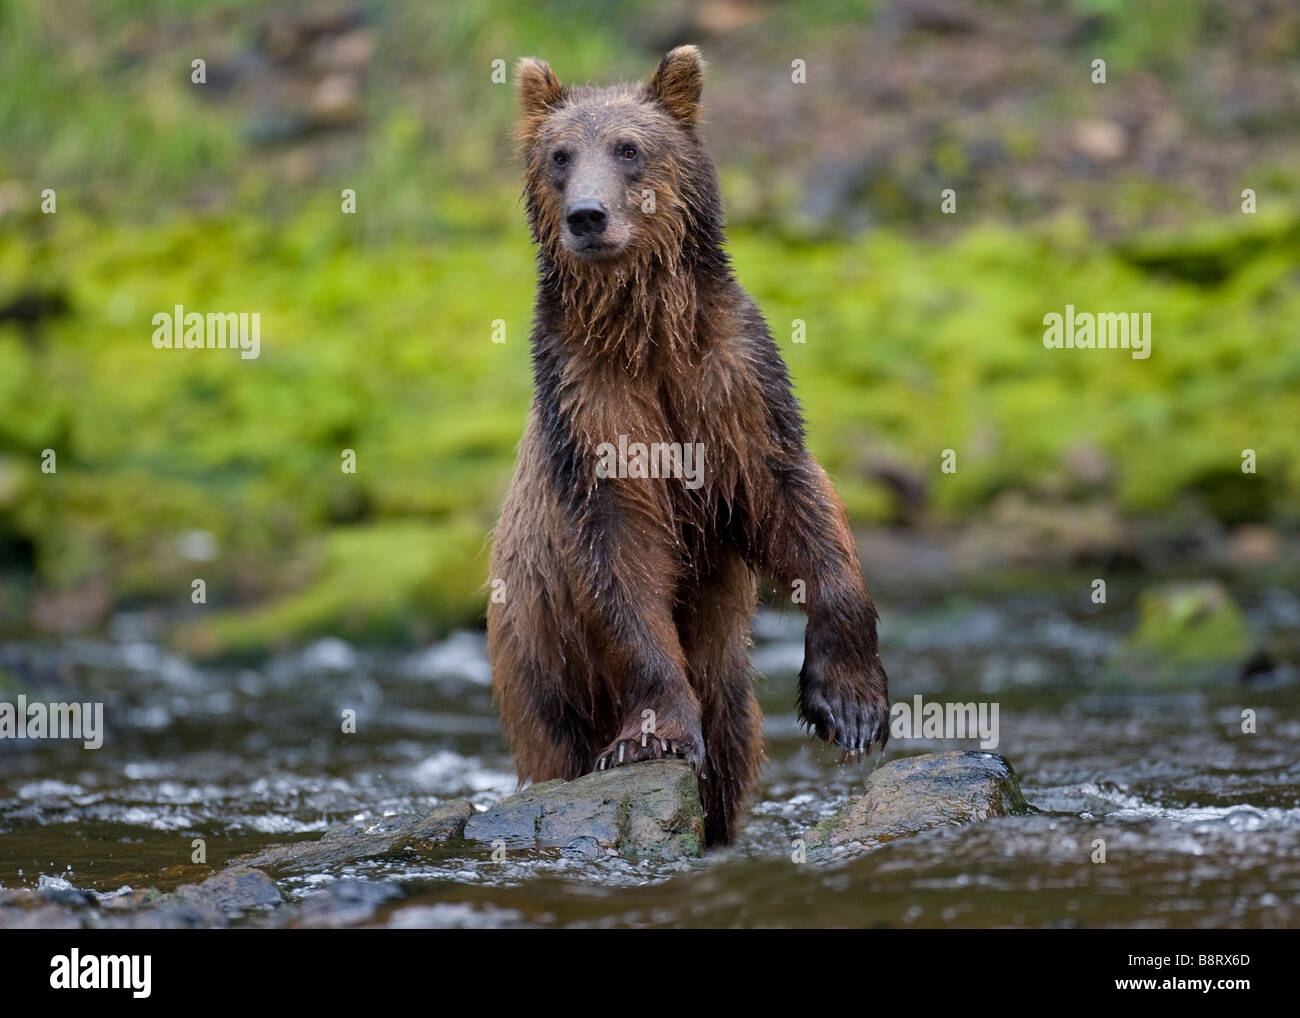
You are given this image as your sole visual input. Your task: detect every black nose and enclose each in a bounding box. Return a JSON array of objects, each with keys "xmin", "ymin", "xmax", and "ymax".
[{"xmin": 566, "ymin": 200, "xmax": 607, "ymax": 237}]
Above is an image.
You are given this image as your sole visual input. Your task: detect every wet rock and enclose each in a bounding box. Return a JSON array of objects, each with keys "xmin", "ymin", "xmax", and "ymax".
[
  {"xmin": 37, "ymin": 879, "xmax": 97, "ymax": 907},
  {"xmin": 464, "ymin": 760, "xmax": 704, "ymax": 860},
  {"xmin": 0, "ymin": 889, "xmax": 85, "ymax": 929},
  {"xmin": 295, "ymin": 879, "xmax": 403, "ymax": 928},
  {"xmin": 1118, "ymin": 579, "xmax": 1254, "ymax": 685},
  {"xmin": 0, "ymin": 873, "xmax": 278, "ymax": 929},
  {"xmin": 561, "ymin": 836, "xmax": 606, "ymax": 861},
  {"xmin": 138, "ymin": 902, "xmax": 226, "ymax": 928},
  {"xmin": 405, "ymin": 801, "xmax": 475, "ymax": 841},
  {"xmin": 804, "ymin": 751, "xmax": 1030, "ymax": 854},
  {"xmin": 0, "ymin": 883, "xmax": 133, "ymax": 929},
  {"xmin": 165, "ymin": 868, "xmax": 281, "ymax": 915},
  {"xmin": 234, "ymin": 799, "xmax": 473, "ymax": 874},
  {"xmin": 97, "ymin": 886, "xmax": 166, "ymax": 911}
]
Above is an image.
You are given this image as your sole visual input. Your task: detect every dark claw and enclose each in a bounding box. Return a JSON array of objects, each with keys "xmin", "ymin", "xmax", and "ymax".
[{"xmin": 799, "ymin": 684, "xmax": 889, "ymax": 762}]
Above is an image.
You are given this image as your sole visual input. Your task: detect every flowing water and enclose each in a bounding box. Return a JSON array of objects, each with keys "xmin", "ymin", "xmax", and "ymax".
[{"xmin": 2, "ymin": 572, "xmax": 1298, "ymax": 928}]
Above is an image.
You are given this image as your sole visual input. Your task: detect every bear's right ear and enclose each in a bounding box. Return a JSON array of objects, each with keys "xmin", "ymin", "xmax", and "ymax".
[{"xmin": 515, "ymin": 58, "xmax": 565, "ymax": 141}]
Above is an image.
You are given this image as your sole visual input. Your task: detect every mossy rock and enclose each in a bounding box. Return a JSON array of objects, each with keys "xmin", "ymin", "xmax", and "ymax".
[
  {"xmin": 463, "ymin": 760, "xmax": 705, "ymax": 861},
  {"xmin": 1114, "ymin": 579, "xmax": 1254, "ymax": 685}
]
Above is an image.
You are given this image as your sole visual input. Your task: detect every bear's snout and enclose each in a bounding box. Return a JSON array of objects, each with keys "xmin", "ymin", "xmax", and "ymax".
[{"xmin": 566, "ymin": 199, "xmax": 608, "ymax": 237}]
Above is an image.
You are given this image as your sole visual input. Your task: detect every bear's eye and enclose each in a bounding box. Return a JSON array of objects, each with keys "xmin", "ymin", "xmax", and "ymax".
[
  {"xmin": 552, "ymin": 150, "xmax": 568, "ymax": 167},
  {"xmin": 619, "ymin": 144, "xmax": 638, "ymax": 161}
]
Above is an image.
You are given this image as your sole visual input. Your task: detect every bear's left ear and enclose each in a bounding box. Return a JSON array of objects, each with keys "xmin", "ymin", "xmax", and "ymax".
[{"xmin": 647, "ymin": 45, "xmax": 704, "ymax": 127}]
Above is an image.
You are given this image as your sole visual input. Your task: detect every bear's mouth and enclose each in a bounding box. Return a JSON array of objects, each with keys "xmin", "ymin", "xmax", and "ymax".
[{"xmin": 573, "ymin": 239, "xmax": 622, "ymax": 261}]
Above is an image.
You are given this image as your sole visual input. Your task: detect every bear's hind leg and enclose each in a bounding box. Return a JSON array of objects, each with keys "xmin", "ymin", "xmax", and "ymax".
[
  {"xmin": 488, "ymin": 475, "xmax": 608, "ymax": 784},
  {"xmin": 678, "ymin": 553, "xmax": 765, "ymax": 846},
  {"xmin": 699, "ymin": 661, "xmax": 764, "ymax": 846},
  {"xmin": 494, "ymin": 651, "xmax": 603, "ymax": 782}
]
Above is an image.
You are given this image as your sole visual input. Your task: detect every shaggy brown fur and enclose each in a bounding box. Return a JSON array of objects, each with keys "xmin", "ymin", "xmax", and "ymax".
[{"xmin": 488, "ymin": 46, "xmax": 889, "ymax": 846}]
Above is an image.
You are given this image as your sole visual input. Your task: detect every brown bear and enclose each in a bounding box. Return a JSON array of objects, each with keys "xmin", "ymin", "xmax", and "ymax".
[{"xmin": 487, "ymin": 46, "xmax": 889, "ymax": 846}]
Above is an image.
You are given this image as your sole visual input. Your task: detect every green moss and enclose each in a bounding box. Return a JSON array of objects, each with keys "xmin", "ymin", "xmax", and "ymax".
[
  {"xmin": 1112, "ymin": 580, "xmax": 1255, "ymax": 686},
  {"xmin": 2, "ymin": 0, "xmax": 1299, "ymax": 650},
  {"xmin": 3, "ymin": 205, "xmax": 1300, "ymax": 648},
  {"xmin": 176, "ymin": 519, "xmax": 487, "ymax": 659},
  {"xmin": 1126, "ymin": 581, "xmax": 1253, "ymax": 664}
]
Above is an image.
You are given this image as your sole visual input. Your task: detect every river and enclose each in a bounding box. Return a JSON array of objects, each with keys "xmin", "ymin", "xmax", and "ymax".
[{"xmin": 2, "ymin": 571, "xmax": 1297, "ymax": 927}]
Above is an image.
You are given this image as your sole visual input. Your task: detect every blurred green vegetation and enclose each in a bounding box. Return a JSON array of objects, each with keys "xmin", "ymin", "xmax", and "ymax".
[
  {"xmin": 1110, "ymin": 578, "xmax": 1260, "ymax": 688},
  {"xmin": 1, "ymin": 0, "xmax": 1297, "ymax": 653}
]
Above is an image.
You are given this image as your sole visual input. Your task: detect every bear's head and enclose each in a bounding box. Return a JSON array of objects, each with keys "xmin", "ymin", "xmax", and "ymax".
[{"xmin": 514, "ymin": 46, "xmax": 722, "ymax": 272}]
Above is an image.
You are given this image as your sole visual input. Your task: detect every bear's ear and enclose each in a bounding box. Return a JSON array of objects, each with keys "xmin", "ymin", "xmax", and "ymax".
[
  {"xmin": 515, "ymin": 58, "xmax": 565, "ymax": 140},
  {"xmin": 647, "ymin": 45, "xmax": 704, "ymax": 127}
]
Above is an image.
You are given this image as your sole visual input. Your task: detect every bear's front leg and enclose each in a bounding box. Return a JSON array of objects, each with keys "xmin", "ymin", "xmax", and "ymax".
[
  {"xmin": 796, "ymin": 597, "xmax": 890, "ymax": 757},
  {"xmin": 756, "ymin": 455, "xmax": 890, "ymax": 757},
  {"xmin": 589, "ymin": 601, "xmax": 705, "ymax": 772},
  {"xmin": 574, "ymin": 488, "xmax": 705, "ymax": 772}
]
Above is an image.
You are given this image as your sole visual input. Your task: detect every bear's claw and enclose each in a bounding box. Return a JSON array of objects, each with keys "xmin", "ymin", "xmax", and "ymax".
[
  {"xmin": 593, "ymin": 734, "xmax": 694, "ymax": 772},
  {"xmin": 797, "ymin": 687, "xmax": 890, "ymax": 762}
]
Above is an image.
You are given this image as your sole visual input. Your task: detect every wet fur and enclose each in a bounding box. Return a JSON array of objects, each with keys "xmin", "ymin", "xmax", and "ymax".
[{"xmin": 488, "ymin": 47, "xmax": 889, "ymax": 846}]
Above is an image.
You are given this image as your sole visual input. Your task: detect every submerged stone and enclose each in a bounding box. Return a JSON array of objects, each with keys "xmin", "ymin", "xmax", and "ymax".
[
  {"xmin": 804, "ymin": 751, "xmax": 1031, "ymax": 854},
  {"xmin": 234, "ymin": 799, "xmax": 474, "ymax": 874}
]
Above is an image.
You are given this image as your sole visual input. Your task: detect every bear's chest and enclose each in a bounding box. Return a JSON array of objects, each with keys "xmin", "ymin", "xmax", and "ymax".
[{"xmin": 558, "ymin": 331, "xmax": 775, "ymax": 518}]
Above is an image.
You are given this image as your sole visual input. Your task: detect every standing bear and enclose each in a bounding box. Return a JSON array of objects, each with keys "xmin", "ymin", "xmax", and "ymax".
[{"xmin": 488, "ymin": 46, "xmax": 890, "ymax": 846}]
